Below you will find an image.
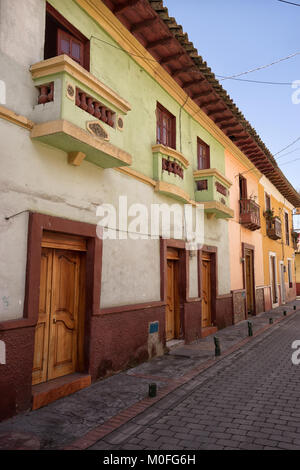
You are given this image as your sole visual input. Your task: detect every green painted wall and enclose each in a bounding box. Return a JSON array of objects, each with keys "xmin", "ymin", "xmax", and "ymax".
[{"xmin": 48, "ymin": 0, "xmax": 226, "ymax": 200}]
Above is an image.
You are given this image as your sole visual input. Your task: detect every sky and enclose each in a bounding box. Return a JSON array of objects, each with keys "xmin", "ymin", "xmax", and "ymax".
[{"xmin": 163, "ymin": 0, "xmax": 300, "ymax": 220}]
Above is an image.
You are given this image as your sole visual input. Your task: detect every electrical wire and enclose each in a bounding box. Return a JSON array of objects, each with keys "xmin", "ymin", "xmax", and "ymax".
[
  {"xmin": 277, "ymin": 0, "xmax": 300, "ymax": 6},
  {"xmin": 91, "ymin": 35, "xmax": 298, "ymax": 87},
  {"xmin": 273, "ymin": 136, "xmax": 300, "ymax": 156},
  {"xmin": 218, "ymin": 51, "xmax": 300, "ymax": 81},
  {"xmin": 216, "ymin": 75, "xmax": 294, "ymax": 85}
]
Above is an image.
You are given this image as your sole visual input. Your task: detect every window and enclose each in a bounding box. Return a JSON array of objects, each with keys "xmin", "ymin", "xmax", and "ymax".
[
  {"xmin": 285, "ymin": 212, "xmax": 290, "ymax": 246},
  {"xmin": 239, "ymin": 175, "xmax": 247, "ymax": 200},
  {"xmin": 156, "ymin": 103, "xmax": 176, "ymax": 149},
  {"xmin": 44, "ymin": 3, "xmax": 90, "ymax": 70},
  {"xmin": 197, "ymin": 138, "xmax": 210, "ymax": 170},
  {"xmin": 265, "ymin": 193, "xmax": 271, "ymax": 212},
  {"xmin": 288, "ymin": 260, "xmax": 293, "ymax": 288}
]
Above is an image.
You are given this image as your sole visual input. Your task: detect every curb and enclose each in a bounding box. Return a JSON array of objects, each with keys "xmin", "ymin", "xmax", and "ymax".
[{"xmin": 64, "ymin": 306, "xmax": 300, "ymax": 450}]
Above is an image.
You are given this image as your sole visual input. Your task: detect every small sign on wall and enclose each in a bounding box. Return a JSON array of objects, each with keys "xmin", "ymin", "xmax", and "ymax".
[
  {"xmin": 149, "ymin": 321, "xmax": 159, "ymax": 334},
  {"xmin": 0, "ymin": 340, "xmax": 6, "ymax": 364}
]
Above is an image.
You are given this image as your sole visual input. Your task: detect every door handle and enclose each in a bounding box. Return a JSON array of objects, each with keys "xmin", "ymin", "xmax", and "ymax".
[{"xmin": 53, "ymin": 317, "xmax": 57, "ymax": 324}]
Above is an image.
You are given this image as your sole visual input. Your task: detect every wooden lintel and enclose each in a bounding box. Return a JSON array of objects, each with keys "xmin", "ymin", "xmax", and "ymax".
[
  {"xmin": 207, "ymin": 107, "xmax": 227, "ymax": 116},
  {"xmin": 160, "ymin": 52, "xmax": 185, "ymax": 64},
  {"xmin": 192, "ymin": 90, "xmax": 212, "ymax": 100},
  {"xmin": 147, "ymin": 36, "xmax": 173, "ymax": 50},
  {"xmin": 182, "ymin": 79, "xmax": 205, "ymax": 89},
  {"xmin": 214, "ymin": 115, "xmax": 234, "ymax": 124},
  {"xmin": 68, "ymin": 151, "xmax": 86, "ymax": 166},
  {"xmin": 114, "ymin": 0, "xmax": 140, "ymax": 14},
  {"xmin": 172, "ymin": 66, "xmax": 198, "ymax": 77},
  {"xmin": 131, "ymin": 17, "xmax": 157, "ymax": 33}
]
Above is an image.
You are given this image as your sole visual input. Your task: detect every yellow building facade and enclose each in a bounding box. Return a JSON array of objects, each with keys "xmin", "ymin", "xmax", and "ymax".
[{"xmin": 259, "ymin": 176, "xmax": 296, "ymax": 309}]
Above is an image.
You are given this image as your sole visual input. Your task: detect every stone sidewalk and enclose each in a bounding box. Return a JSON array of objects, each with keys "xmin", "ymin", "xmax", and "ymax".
[{"xmin": 0, "ymin": 300, "xmax": 299, "ymax": 450}]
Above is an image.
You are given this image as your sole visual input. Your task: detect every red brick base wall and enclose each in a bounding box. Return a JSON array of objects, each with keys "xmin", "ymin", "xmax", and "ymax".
[{"xmin": 183, "ymin": 302, "xmax": 202, "ymax": 344}]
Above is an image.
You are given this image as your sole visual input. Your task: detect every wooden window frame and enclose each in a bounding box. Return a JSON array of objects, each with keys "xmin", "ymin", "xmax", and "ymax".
[
  {"xmin": 239, "ymin": 174, "xmax": 248, "ymax": 201},
  {"xmin": 285, "ymin": 212, "xmax": 290, "ymax": 246},
  {"xmin": 156, "ymin": 102, "xmax": 176, "ymax": 150},
  {"xmin": 45, "ymin": 2, "xmax": 90, "ymax": 71},
  {"xmin": 265, "ymin": 193, "xmax": 271, "ymax": 212},
  {"xmin": 288, "ymin": 259, "xmax": 293, "ymax": 288},
  {"xmin": 197, "ymin": 138, "xmax": 210, "ymax": 170}
]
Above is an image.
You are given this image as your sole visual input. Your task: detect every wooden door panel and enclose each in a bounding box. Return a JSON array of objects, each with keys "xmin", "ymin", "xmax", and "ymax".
[
  {"xmin": 166, "ymin": 260, "xmax": 175, "ymax": 341},
  {"xmin": 201, "ymin": 257, "xmax": 211, "ymax": 328},
  {"xmin": 32, "ymin": 248, "xmax": 53, "ymax": 385},
  {"xmin": 245, "ymin": 249, "xmax": 254, "ymax": 314},
  {"xmin": 48, "ymin": 250, "xmax": 80, "ymax": 380}
]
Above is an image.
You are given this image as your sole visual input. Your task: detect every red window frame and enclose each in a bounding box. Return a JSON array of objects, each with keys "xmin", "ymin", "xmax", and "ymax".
[
  {"xmin": 156, "ymin": 103, "xmax": 176, "ymax": 149},
  {"xmin": 285, "ymin": 212, "xmax": 290, "ymax": 246},
  {"xmin": 239, "ymin": 174, "xmax": 248, "ymax": 200},
  {"xmin": 197, "ymin": 138, "xmax": 210, "ymax": 170},
  {"xmin": 57, "ymin": 29, "xmax": 84, "ymax": 66},
  {"xmin": 45, "ymin": 3, "xmax": 90, "ymax": 71}
]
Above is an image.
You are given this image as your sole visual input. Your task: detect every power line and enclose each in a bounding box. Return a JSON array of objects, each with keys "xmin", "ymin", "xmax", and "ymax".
[
  {"xmin": 279, "ymin": 157, "xmax": 300, "ymax": 166},
  {"xmin": 274, "ymin": 136, "xmax": 300, "ymax": 156},
  {"xmin": 216, "ymin": 75, "xmax": 293, "ymax": 85},
  {"xmin": 219, "ymin": 51, "xmax": 300, "ymax": 81},
  {"xmin": 277, "ymin": 0, "xmax": 300, "ymax": 6},
  {"xmin": 276, "ymin": 147, "xmax": 300, "ymax": 160},
  {"xmin": 91, "ymin": 35, "xmax": 298, "ymax": 87}
]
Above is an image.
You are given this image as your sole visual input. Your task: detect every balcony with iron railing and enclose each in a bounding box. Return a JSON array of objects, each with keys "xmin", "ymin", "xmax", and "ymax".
[
  {"xmin": 266, "ymin": 216, "xmax": 282, "ymax": 240},
  {"xmin": 239, "ymin": 199, "xmax": 261, "ymax": 231}
]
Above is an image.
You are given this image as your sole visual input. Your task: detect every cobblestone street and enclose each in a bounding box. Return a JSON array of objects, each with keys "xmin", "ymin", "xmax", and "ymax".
[
  {"xmin": 90, "ymin": 310, "xmax": 300, "ymax": 451},
  {"xmin": 0, "ymin": 303, "xmax": 300, "ymax": 450}
]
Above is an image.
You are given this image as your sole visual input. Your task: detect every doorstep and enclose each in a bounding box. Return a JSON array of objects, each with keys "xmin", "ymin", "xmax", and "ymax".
[
  {"xmin": 201, "ymin": 326, "xmax": 218, "ymax": 338},
  {"xmin": 166, "ymin": 339, "xmax": 185, "ymax": 351},
  {"xmin": 32, "ymin": 373, "xmax": 91, "ymax": 411}
]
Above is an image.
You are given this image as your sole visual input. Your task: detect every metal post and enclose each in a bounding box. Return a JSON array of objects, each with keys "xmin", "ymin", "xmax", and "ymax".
[
  {"xmin": 149, "ymin": 383, "xmax": 157, "ymax": 398},
  {"xmin": 269, "ymin": 318, "xmax": 273, "ymax": 324},
  {"xmin": 214, "ymin": 336, "xmax": 221, "ymax": 357},
  {"xmin": 248, "ymin": 321, "xmax": 253, "ymax": 337}
]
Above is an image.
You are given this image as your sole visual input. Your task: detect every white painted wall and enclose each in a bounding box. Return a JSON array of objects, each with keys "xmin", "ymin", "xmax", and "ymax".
[{"xmin": 0, "ymin": 0, "xmax": 45, "ymax": 116}]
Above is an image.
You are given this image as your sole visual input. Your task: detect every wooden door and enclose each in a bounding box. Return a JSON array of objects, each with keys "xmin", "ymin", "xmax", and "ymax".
[
  {"xmin": 201, "ymin": 253, "xmax": 211, "ymax": 328},
  {"xmin": 32, "ymin": 248, "xmax": 53, "ymax": 385},
  {"xmin": 166, "ymin": 249, "xmax": 180, "ymax": 341},
  {"xmin": 270, "ymin": 255, "xmax": 277, "ymax": 304},
  {"xmin": 245, "ymin": 249, "xmax": 254, "ymax": 314},
  {"xmin": 280, "ymin": 263, "xmax": 286, "ymax": 304},
  {"xmin": 32, "ymin": 247, "xmax": 82, "ymax": 385}
]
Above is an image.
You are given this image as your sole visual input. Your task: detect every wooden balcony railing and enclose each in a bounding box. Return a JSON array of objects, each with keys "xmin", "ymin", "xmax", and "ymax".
[
  {"xmin": 266, "ymin": 217, "xmax": 282, "ymax": 240},
  {"xmin": 239, "ymin": 199, "xmax": 261, "ymax": 231}
]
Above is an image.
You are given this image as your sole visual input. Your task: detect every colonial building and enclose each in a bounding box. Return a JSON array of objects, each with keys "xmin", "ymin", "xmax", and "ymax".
[{"xmin": 0, "ymin": 0, "xmax": 299, "ymax": 420}]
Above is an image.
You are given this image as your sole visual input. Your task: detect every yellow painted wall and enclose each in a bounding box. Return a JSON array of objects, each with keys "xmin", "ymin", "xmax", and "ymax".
[{"xmin": 258, "ymin": 179, "xmax": 296, "ymax": 303}]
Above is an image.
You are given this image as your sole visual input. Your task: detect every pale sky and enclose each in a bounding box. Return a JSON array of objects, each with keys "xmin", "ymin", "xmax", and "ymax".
[{"xmin": 164, "ymin": 0, "xmax": 300, "ymax": 201}]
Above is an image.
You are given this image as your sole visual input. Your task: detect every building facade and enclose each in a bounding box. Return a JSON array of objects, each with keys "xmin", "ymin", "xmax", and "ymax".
[{"xmin": 0, "ymin": 0, "xmax": 299, "ymax": 420}]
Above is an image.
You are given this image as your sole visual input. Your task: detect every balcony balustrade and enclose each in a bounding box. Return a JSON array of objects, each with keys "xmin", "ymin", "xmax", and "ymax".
[
  {"xmin": 30, "ymin": 55, "xmax": 132, "ymax": 168},
  {"xmin": 266, "ymin": 216, "xmax": 282, "ymax": 240},
  {"xmin": 239, "ymin": 199, "xmax": 261, "ymax": 231}
]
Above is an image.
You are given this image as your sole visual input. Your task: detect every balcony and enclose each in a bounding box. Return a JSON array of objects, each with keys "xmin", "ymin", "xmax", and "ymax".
[
  {"xmin": 239, "ymin": 199, "xmax": 261, "ymax": 230},
  {"xmin": 29, "ymin": 55, "xmax": 132, "ymax": 168},
  {"xmin": 292, "ymin": 230, "xmax": 299, "ymax": 250},
  {"xmin": 193, "ymin": 168, "xmax": 234, "ymax": 219},
  {"xmin": 266, "ymin": 216, "xmax": 282, "ymax": 240},
  {"xmin": 152, "ymin": 144, "xmax": 192, "ymax": 203}
]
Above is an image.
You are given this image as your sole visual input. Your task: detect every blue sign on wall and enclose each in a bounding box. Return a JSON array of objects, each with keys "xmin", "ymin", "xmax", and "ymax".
[{"xmin": 149, "ymin": 321, "xmax": 159, "ymax": 334}]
